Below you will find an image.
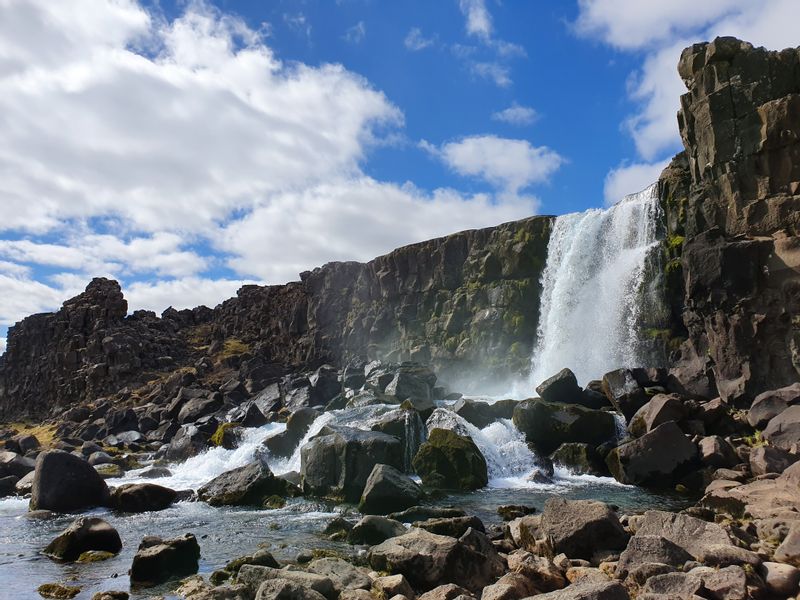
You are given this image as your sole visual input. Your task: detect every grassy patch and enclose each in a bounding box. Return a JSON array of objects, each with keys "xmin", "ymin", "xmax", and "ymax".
[{"xmin": 1, "ymin": 422, "xmax": 57, "ymax": 448}]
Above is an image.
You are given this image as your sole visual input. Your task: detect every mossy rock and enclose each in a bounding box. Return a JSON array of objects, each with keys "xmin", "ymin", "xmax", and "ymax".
[
  {"xmin": 76, "ymin": 550, "xmax": 116, "ymax": 563},
  {"xmin": 37, "ymin": 583, "xmax": 81, "ymax": 599},
  {"xmin": 210, "ymin": 422, "xmax": 241, "ymax": 449},
  {"xmin": 411, "ymin": 428, "xmax": 488, "ymax": 491}
]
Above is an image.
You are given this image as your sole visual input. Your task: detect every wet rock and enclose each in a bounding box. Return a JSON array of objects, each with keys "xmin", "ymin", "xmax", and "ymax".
[
  {"xmin": 0, "ymin": 475, "xmax": 18, "ymax": 497},
  {"xmin": 14, "ymin": 470, "xmax": 34, "ymax": 494},
  {"xmin": 139, "ymin": 466, "xmax": 172, "ymax": 478},
  {"xmin": 198, "ymin": 461, "xmax": 289, "ymax": 507},
  {"xmin": 497, "ymin": 505, "xmax": 536, "ymax": 521},
  {"xmin": 763, "ymin": 405, "xmax": 800, "ymax": 452},
  {"xmin": 43, "ymin": 516, "xmax": 122, "ymax": 561},
  {"xmin": 347, "ymin": 515, "xmax": 406, "ymax": 545},
  {"xmin": 301, "ymin": 426, "xmax": 403, "ymax": 502},
  {"xmin": 225, "ymin": 548, "xmax": 280, "ymax": 576},
  {"xmin": 627, "ymin": 394, "xmax": 686, "ymax": 438},
  {"xmin": 323, "ymin": 516, "xmax": 354, "ymax": 540},
  {"xmin": 535, "ymin": 368, "xmax": 583, "ymax": 405},
  {"xmin": 90, "ymin": 592, "xmax": 129, "ymax": 600},
  {"xmin": 358, "ymin": 463, "xmax": 423, "ymax": 515},
  {"xmin": 264, "ymin": 408, "xmax": 319, "ymax": 459},
  {"xmin": 238, "ymin": 565, "xmax": 335, "ymax": 599},
  {"xmin": 749, "ymin": 445, "xmax": 798, "ymax": 475},
  {"xmin": 601, "ymin": 369, "xmax": 648, "ymax": 421},
  {"xmin": 550, "ymin": 443, "xmax": 608, "ymax": 477},
  {"xmin": 505, "ymin": 550, "xmax": 566, "ymax": 593},
  {"xmin": 368, "ymin": 527, "xmax": 501, "ymax": 593},
  {"xmin": 512, "ymin": 399, "xmax": 616, "ymax": 455},
  {"xmin": 412, "ymin": 428, "xmax": 488, "ymax": 491},
  {"xmin": 165, "ymin": 425, "xmax": 209, "ymax": 461},
  {"xmin": 310, "ymin": 365, "xmax": 342, "ymax": 406},
  {"xmin": 697, "ymin": 435, "xmax": 739, "ymax": 468},
  {"xmin": 305, "ymin": 557, "xmax": 371, "ymax": 592},
  {"xmin": 540, "ymin": 498, "xmax": 629, "ymax": 560},
  {"xmin": 451, "ymin": 398, "xmax": 497, "ymax": 429},
  {"xmin": 129, "ymin": 533, "xmax": 200, "ymax": 586},
  {"xmin": 94, "ymin": 463, "xmax": 125, "ymax": 479},
  {"xmin": 30, "ymin": 450, "xmax": 111, "ymax": 512},
  {"xmin": 370, "ymin": 408, "xmax": 426, "ymax": 472},
  {"xmin": 388, "ymin": 506, "xmax": 466, "ymax": 523},
  {"xmin": 605, "ymin": 422, "xmax": 697, "ymax": 487},
  {"xmin": 174, "ymin": 575, "xmax": 248, "ymax": 599},
  {"xmin": 414, "ymin": 516, "xmax": 485, "ymax": 538},
  {"xmin": 111, "ymin": 483, "xmax": 177, "ymax": 513},
  {"xmin": 37, "ymin": 583, "xmax": 81, "ymax": 599}
]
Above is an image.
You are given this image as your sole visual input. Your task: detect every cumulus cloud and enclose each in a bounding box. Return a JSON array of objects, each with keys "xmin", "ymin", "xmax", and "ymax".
[
  {"xmin": 492, "ymin": 103, "xmax": 539, "ymax": 126},
  {"xmin": 604, "ymin": 159, "xmax": 671, "ymax": 206},
  {"xmin": 424, "ymin": 135, "xmax": 565, "ymax": 194},
  {"xmin": 404, "ymin": 27, "xmax": 434, "ymax": 51}
]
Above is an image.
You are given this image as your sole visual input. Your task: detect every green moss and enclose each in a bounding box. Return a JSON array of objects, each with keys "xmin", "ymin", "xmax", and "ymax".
[
  {"xmin": 210, "ymin": 422, "xmax": 240, "ymax": 447},
  {"xmin": 665, "ymin": 258, "xmax": 682, "ymax": 275},
  {"xmin": 37, "ymin": 584, "xmax": 81, "ymax": 599},
  {"xmin": 77, "ymin": 550, "xmax": 115, "ymax": 563},
  {"xmin": 743, "ymin": 430, "xmax": 766, "ymax": 448},
  {"xmin": 666, "ymin": 234, "xmax": 685, "ymax": 251}
]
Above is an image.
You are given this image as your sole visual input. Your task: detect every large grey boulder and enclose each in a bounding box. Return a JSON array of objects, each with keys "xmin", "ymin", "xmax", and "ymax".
[
  {"xmin": 615, "ymin": 535, "xmax": 693, "ymax": 579},
  {"xmin": 0, "ymin": 451, "xmax": 36, "ymax": 478},
  {"xmin": 305, "ymin": 557, "xmax": 371, "ymax": 593},
  {"xmin": 43, "ymin": 516, "xmax": 122, "ymax": 561},
  {"xmin": 238, "ymin": 565, "xmax": 335, "ymax": 600},
  {"xmin": 300, "ymin": 426, "xmax": 402, "ymax": 502},
  {"xmin": 633, "ymin": 510, "xmax": 733, "ymax": 561},
  {"xmin": 130, "ymin": 533, "xmax": 200, "ymax": 586},
  {"xmin": 165, "ymin": 425, "xmax": 209, "ymax": 461},
  {"xmin": 358, "ymin": 463, "xmax": 423, "ymax": 515},
  {"xmin": 697, "ymin": 435, "xmax": 739, "ymax": 468},
  {"xmin": 264, "ymin": 408, "xmax": 319, "ymax": 459},
  {"xmin": 540, "ymin": 498, "xmax": 629, "ymax": 560},
  {"xmin": 255, "ymin": 579, "xmax": 327, "ymax": 600},
  {"xmin": 198, "ymin": 461, "xmax": 289, "ymax": 506},
  {"xmin": 763, "ymin": 405, "xmax": 800, "ymax": 452},
  {"xmin": 111, "ymin": 483, "xmax": 177, "ymax": 513},
  {"xmin": 30, "ymin": 450, "xmax": 110, "ymax": 512},
  {"xmin": 370, "ymin": 408, "xmax": 426, "ymax": 472},
  {"xmin": 550, "ymin": 443, "xmax": 609, "ymax": 477},
  {"xmin": 748, "ymin": 383, "xmax": 800, "ymax": 428},
  {"xmin": 412, "ymin": 428, "xmax": 488, "ymax": 491},
  {"xmin": 512, "ymin": 399, "xmax": 616, "ymax": 455},
  {"xmin": 605, "ymin": 422, "xmax": 697, "ymax": 487},
  {"xmin": 347, "ymin": 515, "xmax": 406, "ymax": 545}
]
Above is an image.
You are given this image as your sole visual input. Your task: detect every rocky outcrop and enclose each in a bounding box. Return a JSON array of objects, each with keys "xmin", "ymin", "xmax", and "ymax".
[{"xmin": 660, "ymin": 37, "xmax": 800, "ymax": 404}]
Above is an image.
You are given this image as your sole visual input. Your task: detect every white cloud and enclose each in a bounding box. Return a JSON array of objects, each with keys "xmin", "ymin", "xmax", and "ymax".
[
  {"xmin": 0, "ymin": 273, "xmax": 77, "ymax": 328},
  {"xmin": 492, "ymin": 103, "xmax": 539, "ymax": 126},
  {"xmin": 404, "ymin": 27, "xmax": 434, "ymax": 51},
  {"xmin": 459, "ymin": 0, "xmax": 492, "ymax": 41},
  {"xmin": 220, "ymin": 177, "xmax": 537, "ymax": 283},
  {"xmin": 425, "ymin": 135, "xmax": 565, "ymax": 194},
  {"xmin": 604, "ymin": 159, "xmax": 670, "ymax": 206},
  {"xmin": 470, "ymin": 62, "xmax": 512, "ymax": 87},
  {"xmin": 344, "ymin": 21, "xmax": 366, "ymax": 44},
  {"xmin": 125, "ymin": 277, "xmax": 259, "ymax": 312}
]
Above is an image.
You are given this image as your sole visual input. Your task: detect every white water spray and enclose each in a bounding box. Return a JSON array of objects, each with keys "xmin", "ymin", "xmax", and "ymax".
[{"xmin": 529, "ymin": 184, "xmax": 663, "ymax": 387}]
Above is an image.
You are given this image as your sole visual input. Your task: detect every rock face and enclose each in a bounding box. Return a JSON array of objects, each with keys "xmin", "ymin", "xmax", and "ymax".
[
  {"xmin": 661, "ymin": 37, "xmax": 800, "ymax": 404},
  {"xmin": 0, "ymin": 218, "xmax": 552, "ymax": 419},
  {"xmin": 30, "ymin": 450, "xmax": 110, "ymax": 512}
]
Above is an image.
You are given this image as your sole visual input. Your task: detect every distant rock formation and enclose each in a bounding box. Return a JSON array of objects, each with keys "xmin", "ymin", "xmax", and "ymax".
[{"xmin": 660, "ymin": 37, "xmax": 800, "ymax": 405}]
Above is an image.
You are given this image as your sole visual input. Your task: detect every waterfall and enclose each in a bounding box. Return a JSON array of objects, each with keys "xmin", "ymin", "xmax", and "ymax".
[{"xmin": 529, "ymin": 184, "xmax": 664, "ymax": 387}]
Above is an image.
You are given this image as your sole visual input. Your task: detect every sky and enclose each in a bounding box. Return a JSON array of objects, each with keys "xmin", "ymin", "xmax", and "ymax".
[{"xmin": 0, "ymin": 0, "xmax": 797, "ymax": 352}]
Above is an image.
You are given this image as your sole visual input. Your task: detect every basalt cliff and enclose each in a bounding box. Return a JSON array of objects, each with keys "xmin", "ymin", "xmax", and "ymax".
[{"xmin": 1, "ymin": 36, "xmax": 799, "ymax": 420}]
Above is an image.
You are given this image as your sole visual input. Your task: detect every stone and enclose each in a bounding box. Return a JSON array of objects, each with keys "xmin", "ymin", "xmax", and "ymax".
[
  {"xmin": 111, "ymin": 483, "xmax": 177, "ymax": 513},
  {"xmin": 129, "ymin": 533, "xmax": 201, "ymax": 586},
  {"xmin": 749, "ymin": 391, "xmax": 792, "ymax": 429},
  {"xmin": 389, "ymin": 506, "xmax": 467, "ymax": 523},
  {"xmin": 696, "ymin": 544, "xmax": 761, "ymax": 567},
  {"xmin": 506, "ymin": 550, "xmax": 566, "ymax": 592},
  {"xmin": 368, "ymin": 527, "xmax": 499, "ymax": 592},
  {"xmin": 139, "ymin": 466, "xmax": 172, "ymax": 478},
  {"xmin": 94, "ymin": 463, "xmax": 125, "ymax": 479},
  {"xmin": 528, "ymin": 578, "xmax": 629, "ymax": 600},
  {"xmin": 305, "ymin": 557, "xmax": 371, "ymax": 592},
  {"xmin": 264, "ymin": 408, "xmax": 319, "ymax": 459},
  {"xmin": 601, "ymin": 369, "xmax": 648, "ymax": 421},
  {"xmin": 540, "ymin": 498, "xmax": 629, "ymax": 560},
  {"xmin": 174, "ymin": 576, "xmax": 248, "ymax": 599},
  {"xmin": 371, "ymin": 408, "xmax": 426, "ymax": 473},
  {"xmin": 697, "ymin": 435, "xmax": 739, "ymax": 468},
  {"xmin": 550, "ymin": 443, "xmax": 608, "ymax": 477},
  {"xmin": 359, "ymin": 463, "xmax": 423, "ymax": 515},
  {"xmin": 774, "ymin": 522, "xmax": 800, "ymax": 567},
  {"xmin": 414, "ymin": 516, "xmax": 485, "ymax": 538},
  {"xmin": 198, "ymin": 461, "xmax": 289, "ymax": 506},
  {"xmin": 615, "ymin": 535, "xmax": 692, "ymax": 579},
  {"xmin": 347, "ymin": 515, "xmax": 406, "ymax": 545},
  {"xmin": 373, "ymin": 575, "xmax": 415, "ymax": 599},
  {"xmin": 165, "ymin": 425, "xmax": 209, "ymax": 461},
  {"xmin": 763, "ymin": 406, "xmax": 800, "ymax": 452},
  {"xmin": 535, "ymin": 368, "xmax": 583, "ymax": 404},
  {"xmin": 254, "ymin": 579, "xmax": 327, "ymax": 600},
  {"xmin": 627, "ymin": 394, "xmax": 686, "ymax": 438},
  {"xmin": 633, "ymin": 511, "xmax": 733, "ymax": 561},
  {"xmin": 43, "ymin": 516, "xmax": 122, "ymax": 561},
  {"xmin": 0, "ymin": 450, "xmax": 36, "ymax": 478},
  {"xmin": 301, "ymin": 426, "xmax": 403, "ymax": 502},
  {"xmin": 759, "ymin": 561, "xmax": 800, "ymax": 596},
  {"xmin": 90, "ymin": 592, "xmax": 129, "ymax": 600},
  {"xmin": 237, "ymin": 565, "xmax": 335, "ymax": 599},
  {"xmin": 37, "ymin": 583, "xmax": 82, "ymax": 599},
  {"xmin": 225, "ymin": 548, "xmax": 281, "ymax": 576},
  {"xmin": 30, "ymin": 450, "xmax": 111, "ymax": 512},
  {"xmin": 605, "ymin": 422, "xmax": 697, "ymax": 487},
  {"xmin": 512, "ymin": 399, "xmax": 616, "ymax": 455},
  {"xmin": 412, "ymin": 428, "xmax": 488, "ymax": 491},
  {"xmin": 749, "ymin": 445, "xmax": 798, "ymax": 475}
]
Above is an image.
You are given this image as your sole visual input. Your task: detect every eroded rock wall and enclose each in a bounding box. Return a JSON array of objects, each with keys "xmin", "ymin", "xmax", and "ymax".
[{"xmin": 661, "ymin": 37, "xmax": 800, "ymax": 404}]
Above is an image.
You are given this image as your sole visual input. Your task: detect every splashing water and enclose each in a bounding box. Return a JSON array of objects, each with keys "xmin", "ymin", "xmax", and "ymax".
[{"xmin": 530, "ymin": 184, "xmax": 663, "ymax": 387}]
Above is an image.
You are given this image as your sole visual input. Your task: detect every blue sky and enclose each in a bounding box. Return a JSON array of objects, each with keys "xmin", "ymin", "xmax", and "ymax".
[{"xmin": 0, "ymin": 0, "xmax": 797, "ymax": 351}]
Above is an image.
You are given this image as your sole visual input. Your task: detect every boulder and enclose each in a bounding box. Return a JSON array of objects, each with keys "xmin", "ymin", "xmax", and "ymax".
[
  {"xmin": 633, "ymin": 511, "xmax": 733, "ymax": 561},
  {"xmin": 418, "ymin": 584, "xmax": 472, "ymax": 600},
  {"xmin": 265, "ymin": 408, "xmax": 319, "ymax": 459},
  {"xmin": 512, "ymin": 399, "xmax": 616, "ymax": 455},
  {"xmin": 373, "ymin": 574, "xmax": 415, "ymax": 599},
  {"xmin": 641, "ymin": 565, "xmax": 746, "ymax": 599},
  {"xmin": 389, "ymin": 506, "xmax": 467, "ymax": 523},
  {"xmin": 43, "ymin": 516, "xmax": 122, "ymax": 561},
  {"xmin": 165, "ymin": 425, "xmax": 209, "ymax": 461},
  {"xmin": 309, "ymin": 365, "xmax": 342, "ymax": 406},
  {"xmin": 524, "ymin": 578, "xmax": 628, "ymax": 599},
  {"xmin": 0, "ymin": 475, "xmax": 17, "ymax": 498},
  {"xmin": 749, "ymin": 445, "xmax": 799, "ymax": 475},
  {"xmin": 0, "ymin": 450, "xmax": 36, "ymax": 478},
  {"xmin": 452, "ymin": 398, "xmax": 498, "ymax": 429},
  {"xmin": 237, "ymin": 565, "xmax": 335, "ymax": 599},
  {"xmin": 368, "ymin": 527, "xmax": 501, "ymax": 592},
  {"xmin": 178, "ymin": 394, "xmax": 223, "ymax": 424},
  {"xmin": 412, "ymin": 428, "xmax": 488, "ymax": 491},
  {"xmin": 540, "ymin": 498, "xmax": 629, "ymax": 560},
  {"xmin": 370, "ymin": 408, "xmax": 426, "ymax": 472},
  {"xmin": 254, "ymin": 579, "xmax": 327, "ymax": 600},
  {"xmin": 535, "ymin": 368, "xmax": 583, "ymax": 404},
  {"xmin": 347, "ymin": 515, "xmax": 406, "ymax": 545},
  {"xmin": 763, "ymin": 405, "xmax": 800, "ymax": 452},
  {"xmin": 697, "ymin": 435, "xmax": 739, "ymax": 468},
  {"xmin": 198, "ymin": 461, "xmax": 289, "ymax": 506},
  {"xmin": 358, "ymin": 464, "xmax": 423, "ymax": 515},
  {"xmin": 748, "ymin": 383, "xmax": 800, "ymax": 428},
  {"xmin": 414, "ymin": 516, "xmax": 485, "ymax": 538},
  {"xmin": 550, "ymin": 443, "xmax": 608, "ymax": 477},
  {"xmin": 305, "ymin": 557, "xmax": 371, "ymax": 592},
  {"xmin": 505, "ymin": 550, "xmax": 566, "ymax": 593},
  {"xmin": 774, "ymin": 522, "xmax": 800, "ymax": 567},
  {"xmin": 605, "ymin": 422, "xmax": 697, "ymax": 487},
  {"xmin": 627, "ymin": 394, "xmax": 686, "ymax": 438},
  {"xmin": 129, "ymin": 533, "xmax": 201, "ymax": 586},
  {"xmin": 615, "ymin": 535, "xmax": 693, "ymax": 579},
  {"xmin": 30, "ymin": 450, "xmax": 111, "ymax": 512},
  {"xmin": 601, "ymin": 369, "xmax": 648, "ymax": 421},
  {"xmin": 384, "ymin": 365, "xmax": 436, "ymax": 404},
  {"xmin": 759, "ymin": 561, "xmax": 800, "ymax": 596},
  {"xmin": 111, "ymin": 483, "xmax": 177, "ymax": 513},
  {"xmin": 301, "ymin": 426, "xmax": 402, "ymax": 502}
]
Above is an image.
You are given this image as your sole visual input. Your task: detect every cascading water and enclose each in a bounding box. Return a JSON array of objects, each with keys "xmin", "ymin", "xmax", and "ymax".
[{"xmin": 529, "ymin": 183, "xmax": 664, "ymax": 387}]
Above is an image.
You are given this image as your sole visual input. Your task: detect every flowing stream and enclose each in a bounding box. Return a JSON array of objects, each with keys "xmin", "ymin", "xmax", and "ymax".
[{"xmin": 529, "ymin": 184, "xmax": 664, "ymax": 387}]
